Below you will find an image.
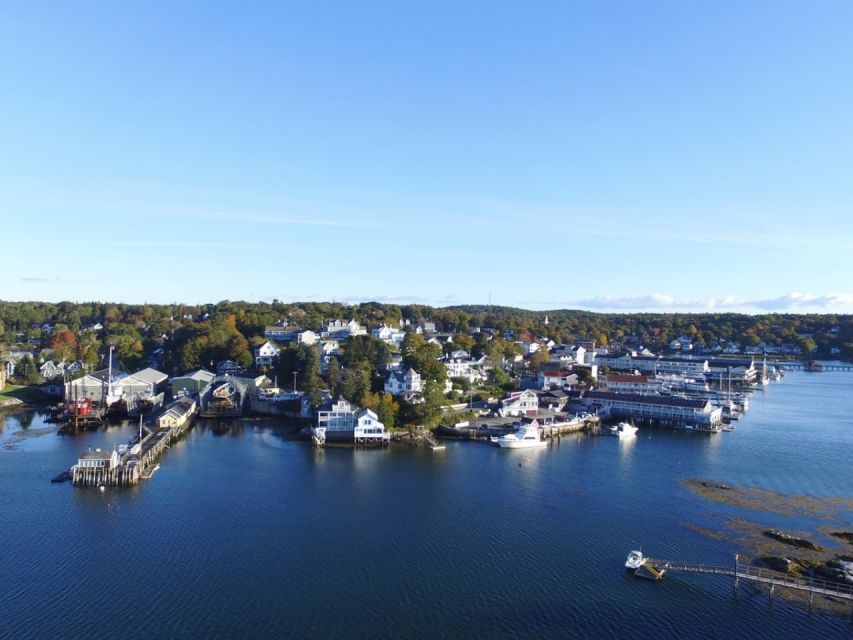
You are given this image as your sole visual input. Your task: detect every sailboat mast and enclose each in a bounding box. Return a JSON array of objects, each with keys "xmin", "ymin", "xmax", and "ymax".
[{"xmin": 107, "ymin": 345, "xmax": 113, "ymax": 403}]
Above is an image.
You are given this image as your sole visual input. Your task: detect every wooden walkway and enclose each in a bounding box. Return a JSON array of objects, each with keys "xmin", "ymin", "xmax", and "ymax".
[{"xmin": 645, "ymin": 556, "xmax": 853, "ymax": 603}]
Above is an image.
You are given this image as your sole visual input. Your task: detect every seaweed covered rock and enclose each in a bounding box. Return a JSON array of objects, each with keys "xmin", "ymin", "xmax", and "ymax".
[
  {"xmin": 759, "ymin": 556, "xmax": 797, "ymax": 573},
  {"xmin": 830, "ymin": 531, "xmax": 853, "ymax": 544},
  {"xmin": 763, "ymin": 529, "xmax": 823, "ymax": 551}
]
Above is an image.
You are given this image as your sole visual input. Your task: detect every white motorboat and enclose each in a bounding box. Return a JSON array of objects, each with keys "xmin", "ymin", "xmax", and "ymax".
[
  {"xmin": 495, "ymin": 422, "xmax": 547, "ymax": 449},
  {"xmin": 625, "ymin": 550, "xmax": 666, "ymax": 579},
  {"xmin": 625, "ymin": 550, "xmax": 645, "ymax": 571},
  {"xmin": 609, "ymin": 422, "xmax": 638, "ymax": 438}
]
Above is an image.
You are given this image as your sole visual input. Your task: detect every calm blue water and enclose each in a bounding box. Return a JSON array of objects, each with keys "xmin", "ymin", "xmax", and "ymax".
[{"xmin": 2, "ymin": 371, "xmax": 852, "ymax": 639}]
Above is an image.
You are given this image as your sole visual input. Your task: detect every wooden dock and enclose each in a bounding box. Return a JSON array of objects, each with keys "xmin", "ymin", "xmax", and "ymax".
[
  {"xmin": 541, "ymin": 416, "xmax": 598, "ymax": 439},
  {"xmin": 638, "ymin": 554, "xmax": 853, "ymax": 609},
  {"xmin": 71, "ymin": 412, "xmax": 196, "ymax": 487}
]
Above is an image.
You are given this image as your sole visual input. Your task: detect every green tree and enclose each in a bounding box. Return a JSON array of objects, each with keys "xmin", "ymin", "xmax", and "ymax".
[
  {"xmin": 417, "ymin": 380, "xmax": 447, "ymax": 428},
  {"xmin": 528, "ymin": 350, "xmax": 550, "ymax": 374},
  {"xmin": 15, "ymin": 355, "xmax": 41, "ymax": 384},
  {"xmin": 376, "ymin": 393, "xmax": 400, "ymax": 430}
]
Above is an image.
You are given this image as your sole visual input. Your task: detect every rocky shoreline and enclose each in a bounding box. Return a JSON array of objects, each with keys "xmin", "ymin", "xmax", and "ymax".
[{"xmin": 683, "ymin": 478, "xmax": 853, "ymax": 611}]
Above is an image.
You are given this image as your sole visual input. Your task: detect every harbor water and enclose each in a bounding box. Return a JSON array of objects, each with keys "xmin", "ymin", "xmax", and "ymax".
[{"xmin": 1, "ymin": 370, "xmax": 852, "ymax": 639}]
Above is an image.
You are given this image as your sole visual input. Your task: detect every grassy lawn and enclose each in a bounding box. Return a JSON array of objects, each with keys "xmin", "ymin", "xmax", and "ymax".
[{"xmin": 0, "ymin": 384, "xmax": 51, "ymax": 404}]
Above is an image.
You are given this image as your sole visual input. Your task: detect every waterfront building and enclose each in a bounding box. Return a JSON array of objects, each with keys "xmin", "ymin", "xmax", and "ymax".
[
  {"xmin": 316, "ymin": 399, "xmax": 388, "ymax": 443},
  {"xmin": 76, "ymin": 448, "xmax": 119, "ymax": 471},
  {"xmin": 596, "ymin": 353, "xmax": 709, "ymax": 378},
  {"xmin": 65, "ymin": 368, "xmax": 128, "ymax": 403},
  {"xmin": 498, "ymin": 389, "xmax": 539, "ymax": 417},
  {"xmin": 581, "ymin": 390, "xmax": 723, "ymax": 428},
  {"xmin": 157, "ymin": 396, "xmax": 197, "ymax": 429},
  {"xmin": 600, "ymin": 373, "xmax": 659, "ymax": 395},
  {"xmin": 171, "ymin": 369, "xmax": 216, "ymax": 397},
  {"xmin": 113, "ymin": 368, "xmax": 168, "ymax": 399},
  {"xmin": 705, "ymin": 358, "xmax": 759, "ymax": 387},
  {"xmin": 201, "ymin": 376, "xmax": 249, "ymax": 417}
]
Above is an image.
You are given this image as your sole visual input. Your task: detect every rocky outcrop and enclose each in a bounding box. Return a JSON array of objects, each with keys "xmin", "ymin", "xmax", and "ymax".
[
  {"xmin": 699, "ymin": 480, "xmax": 731, "ymax": 490},
  {"xmin": 815, "ymin": 561, "xmax": 853, "ymax": 585},
  {"xmin": 763, "ymin": 529, "xmax": 823, "ymax": 551},
  {"xmin": 830, "ymin": 531, "xmax": 853, "ymax": 544},
  {"xmin": 759, "ymin": 556, "xmax": 798, "ymax": 573}
]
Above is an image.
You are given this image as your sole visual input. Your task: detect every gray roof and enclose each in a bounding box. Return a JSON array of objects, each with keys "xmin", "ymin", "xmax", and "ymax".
[
  {"xmin": 586, "ymin": 391, "xmax": 710, "ymax": 409},
  {"xmin": 86, "ymin": 368, "xmax": 128, "ymax": 383},
  {"xmin": 176, "ymin": 369, "xmax": 216, "ymax": 383},
  {"xmin": 79, "ymin": 448, "xmax": 115, "ymax": 460},
  {"xmin": 130, "ymin": 367, "xmax": 168, "ymax": 385}
]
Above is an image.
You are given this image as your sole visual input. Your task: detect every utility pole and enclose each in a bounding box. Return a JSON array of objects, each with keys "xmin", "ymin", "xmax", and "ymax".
[{"xmin": 292, "ymin": 371, "xmax": 297, "ymax": 394}]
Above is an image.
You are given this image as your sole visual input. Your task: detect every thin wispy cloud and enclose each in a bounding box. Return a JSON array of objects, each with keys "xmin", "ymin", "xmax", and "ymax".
[
  {"xmin": 747, "ymin": 293, "xmax": 853, "ymax": 310},
  {"xmin": 170, "ymin": 208, "xmax": 371, "ymax": 229},
  {"xmin": 20, "ymin": 276, "xmax": 66, "ymax": 283},
  {"xmin": 102, "ymin": 240, "xmax": 279, "ymax": 251},
  {"xmin": 338, "ymin": 294, "xmax": 432, "ymax": 305},
  {"xmin": 573, "ymin": 292, "xmax": 853, "ymax": 312},
  {"xmin": 0, "ymin": 188, "xmax": 376, "ymax": 230}
]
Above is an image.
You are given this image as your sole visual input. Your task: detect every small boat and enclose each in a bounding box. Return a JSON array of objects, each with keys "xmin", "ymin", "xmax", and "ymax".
[
  {"xmin": 494, "ymin": 422, "xmax": 547, "ymax": 449},
  {"xmin": 625, "ymin": 550, "xmax": 666, "ymax": 580},
  {"xmin": 609, "ymin": 422, "xmax": 638, "ymax": 438},
  {"xmin": 50, "ymin": 470, "xmax": 72, "ymax": 484},
  {"xmin": 625, "ymin": 550, "xmax": 646, "ymax": 571}
]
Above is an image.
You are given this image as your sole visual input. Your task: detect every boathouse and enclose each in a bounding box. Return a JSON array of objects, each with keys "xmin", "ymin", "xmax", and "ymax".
[
  {"xmin": 157, "ymin": 396, "xmax": 197, "ymax": 429},
  {"xmin": 171, "ymin": 369, "xmax": 216, "ymax": 398},
  {"xmin": 201, "ymin": 376, "xmax": 249, "ymax": 417},
  {"xmin": 76, "ymin": 448, "xmax": 119, "ymax": 471}
]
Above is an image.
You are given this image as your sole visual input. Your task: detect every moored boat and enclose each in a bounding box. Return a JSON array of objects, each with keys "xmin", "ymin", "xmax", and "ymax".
[
  {"xmin": 493, "ymin": 421, "xmax": 547, "ymax": 449},
  {"xmin": 609, "ymin": 422, "xmax": 638, "ymax": 438},
  {"xmin": 625, "ymin": 550, "xmax": 645, "ymax": 571}
]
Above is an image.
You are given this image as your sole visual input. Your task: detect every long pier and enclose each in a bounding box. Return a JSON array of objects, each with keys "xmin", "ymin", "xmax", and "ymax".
[
  {"xmin": 71, "ymin": 411, "xmax": 196, "ymax": 487},
  {"xmin": 640, "ymin": 554, "xmax": 853, "ymax": 607},
  {"xmin": 775, "ymin": 362, "xmax": 853, "ymax": 372}
]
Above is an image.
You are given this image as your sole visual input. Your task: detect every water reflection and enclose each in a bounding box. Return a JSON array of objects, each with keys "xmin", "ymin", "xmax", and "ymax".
[
  {"xmin": 617, "ymin": 433, "xmax": 636, "ymax": 472},
  {"xmin": 701, "ymin": 429, "xmax": 723, "ymax": 464},
  {"xmin": 497, "ymin": 445, "xmax": 549, "ymax": 492}
]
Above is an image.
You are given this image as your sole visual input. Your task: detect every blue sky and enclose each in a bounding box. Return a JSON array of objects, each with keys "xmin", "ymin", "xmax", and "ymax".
[{"xmin": 2, "ymin": 2, "xmax": 852, "ymax": 313}]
